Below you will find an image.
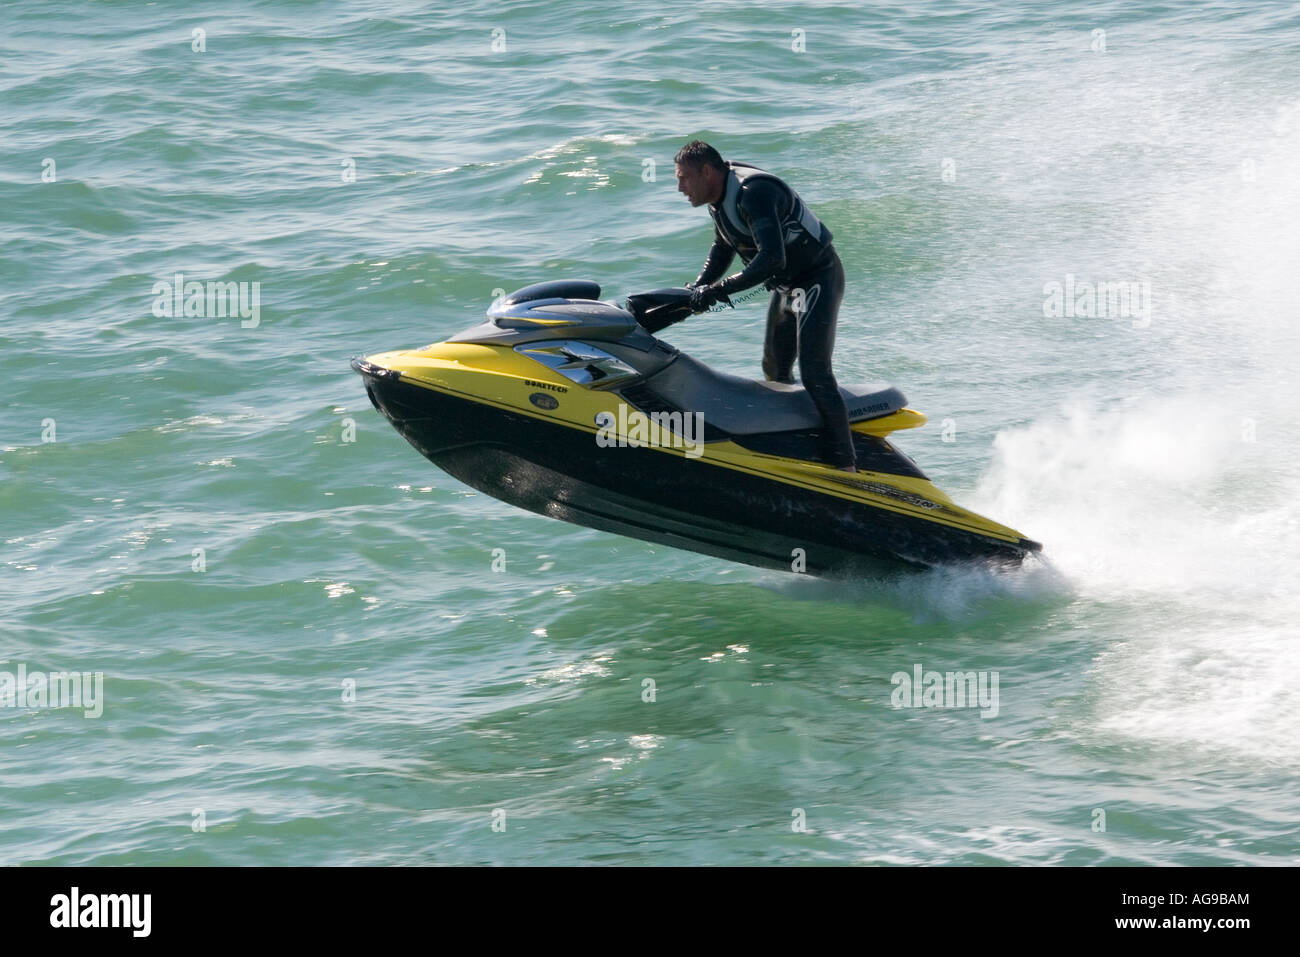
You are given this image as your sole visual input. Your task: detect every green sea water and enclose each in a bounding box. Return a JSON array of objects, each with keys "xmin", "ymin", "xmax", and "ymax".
[{"xmin": 2, "ymin": 0, "xmax": 1299, "ymax": 865}]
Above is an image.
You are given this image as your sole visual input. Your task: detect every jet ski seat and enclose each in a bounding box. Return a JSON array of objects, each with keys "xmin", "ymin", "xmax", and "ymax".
[{"xmin": 642, "ymin": 352, "xmax": 906, "ymax": 436}]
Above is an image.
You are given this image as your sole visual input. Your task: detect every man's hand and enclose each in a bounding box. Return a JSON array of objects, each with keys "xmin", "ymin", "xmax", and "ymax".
[{"xmin": 688, "ymin": 283, "xmax": 731, "ymax": 313}]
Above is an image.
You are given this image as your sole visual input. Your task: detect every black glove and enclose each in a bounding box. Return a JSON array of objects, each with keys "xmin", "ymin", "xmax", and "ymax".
[{"xmin": 688, "ymin": 283, "xmax": 731, "ymax": 313}]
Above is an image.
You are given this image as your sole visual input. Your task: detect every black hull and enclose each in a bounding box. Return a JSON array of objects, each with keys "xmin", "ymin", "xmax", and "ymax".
[{"xmin": 358, "ymin": 370, "xmax": 1034, "ymax": 576}]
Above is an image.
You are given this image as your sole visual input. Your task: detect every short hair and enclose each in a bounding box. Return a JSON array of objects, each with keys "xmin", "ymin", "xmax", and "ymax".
[{"xmin": 674, "ymin": 140, "xmax": 725, "ymax": 172}]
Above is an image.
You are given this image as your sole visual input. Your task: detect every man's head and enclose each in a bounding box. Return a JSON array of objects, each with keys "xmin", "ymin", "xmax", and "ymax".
[{"xmin": 674, "ymin": 140, "xmax": 727, "ymax": 207}]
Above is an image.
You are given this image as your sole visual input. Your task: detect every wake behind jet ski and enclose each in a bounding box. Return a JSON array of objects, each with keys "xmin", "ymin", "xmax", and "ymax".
[{"xmin": 352, "ymin": 279, "xmax": 1041, "ymax": 576}]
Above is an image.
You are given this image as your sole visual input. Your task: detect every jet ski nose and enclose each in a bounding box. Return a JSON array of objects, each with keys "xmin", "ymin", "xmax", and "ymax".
[
  {"xmin": 351, "ymin": 355, "xmax": 397, "ymax": 378},
  {"xmin": 351, "ymin": 354, "xmax": 412, "ymax": 389},
  {"xmin": 352, "ymin": 355, "xmax": 404, "ymax": 413}
]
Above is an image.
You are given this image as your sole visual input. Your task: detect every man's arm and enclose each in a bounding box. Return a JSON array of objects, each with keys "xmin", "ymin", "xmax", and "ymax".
[
  {"xmin": 692, "ymin": 228, "xmax": 736, "ymax": 287},
  {"xmin": 713, "ymin": 178, "xmax": 787, "ymax": 295}
]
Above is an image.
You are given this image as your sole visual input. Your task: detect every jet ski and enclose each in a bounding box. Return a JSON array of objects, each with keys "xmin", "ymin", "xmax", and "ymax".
[{"xmin": 351, "ymin": 279, "xmax": 1041, "ymax": 576}]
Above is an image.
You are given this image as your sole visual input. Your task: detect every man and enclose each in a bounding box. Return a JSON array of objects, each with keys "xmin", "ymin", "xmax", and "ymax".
[{"xmin": 674, "ymin": 140, "xmax": 856, "ymax": 472}]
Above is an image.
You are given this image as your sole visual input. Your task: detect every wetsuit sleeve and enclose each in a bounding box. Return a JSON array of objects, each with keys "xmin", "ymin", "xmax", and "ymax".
[
  {"xmin": 714, "ymin": 178, "xmax": 787, "ymax": 295},
  {"xmin": 693, "ymin": 227, "xmax": 736, "ymax": 287}
]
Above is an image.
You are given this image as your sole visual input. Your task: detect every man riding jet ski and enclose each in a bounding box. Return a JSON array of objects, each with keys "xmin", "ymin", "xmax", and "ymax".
[{"xmin": 672, "ymin": 140, "xmax": 856, "ymax": 472}]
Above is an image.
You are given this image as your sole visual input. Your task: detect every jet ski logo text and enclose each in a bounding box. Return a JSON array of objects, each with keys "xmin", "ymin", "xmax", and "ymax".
[{"xmin": 595, "ymin": 404, "xmax": 705, "ymax": 459}]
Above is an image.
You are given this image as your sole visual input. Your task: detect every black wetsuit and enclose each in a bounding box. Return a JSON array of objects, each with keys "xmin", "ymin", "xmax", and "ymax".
[{"xmin": 693, "ymin": 162, "xmax": 855, "ymax": 469}]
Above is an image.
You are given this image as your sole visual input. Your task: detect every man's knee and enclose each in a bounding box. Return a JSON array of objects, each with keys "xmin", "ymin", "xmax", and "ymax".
[{"xmin": 763, "ymin": 355, "xmax": 794, "ymax": 383}]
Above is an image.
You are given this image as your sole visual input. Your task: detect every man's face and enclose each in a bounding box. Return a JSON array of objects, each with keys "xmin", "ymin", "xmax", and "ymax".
[{"xmin": 676, "ymin": 161, "xmax": 720, "ymax": 207}]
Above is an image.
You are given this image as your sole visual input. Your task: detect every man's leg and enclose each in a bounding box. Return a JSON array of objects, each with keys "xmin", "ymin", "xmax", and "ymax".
[
  {"xmin": 794, "ymin": 254, "xmax": 855, "ymax": 469},
  {"xmin": 762, "ymin": 288, "xmax": 797, "ymax": 384}
]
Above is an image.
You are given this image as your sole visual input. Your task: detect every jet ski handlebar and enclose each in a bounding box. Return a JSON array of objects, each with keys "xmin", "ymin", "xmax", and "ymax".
[{"xmin": 626, "ymin": 287, "xmax": 695, "ymax": 334}]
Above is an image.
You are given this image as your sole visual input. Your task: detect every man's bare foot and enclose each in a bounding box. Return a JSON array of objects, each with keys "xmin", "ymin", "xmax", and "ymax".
[{"xmin": 838, "ymin": 464, "xmax": 858, "ymax": 473}]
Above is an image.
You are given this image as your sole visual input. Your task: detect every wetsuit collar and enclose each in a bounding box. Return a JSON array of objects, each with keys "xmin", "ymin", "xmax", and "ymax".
[{"xmin": 710, "ymin": 167, "xmax": 739, "ymax": 210}]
